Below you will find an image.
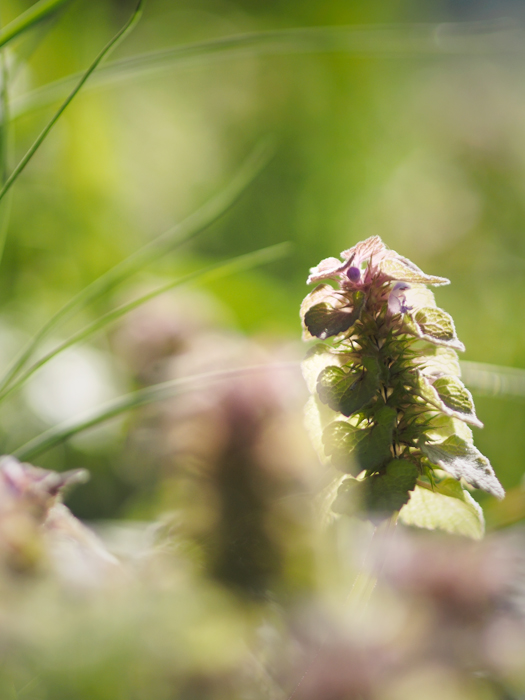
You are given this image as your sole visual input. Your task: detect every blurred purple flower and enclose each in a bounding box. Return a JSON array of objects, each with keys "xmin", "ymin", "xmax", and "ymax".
[{"xmin": 388, "ymin": 282, "xmax": 412, "ymax": 315}]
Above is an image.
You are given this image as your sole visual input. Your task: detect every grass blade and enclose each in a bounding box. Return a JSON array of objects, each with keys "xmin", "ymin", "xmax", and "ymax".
[
  {"xmin": 11, "ymin": 20, "xmax": 520, "ymax": 117},
  {"xmin": 13, "ymin": 362, "xmax": 300, "ymax": 461},
  {"xmin": 0, "ymin": 12, "xmax": 13, "ymax": 267},
  {"xmin": 0, "ymin": 138, "xmax": 273, "ymax": 396},
  {"xmin": 461, "ymin": 360, "xmax": 525, "ymax": 399},
  {"xmin": 0, "ymin": 242, "xmax": 290, "ymax": 403},
  {"xmin": 0, "ymin": 0, "xmax": 144, "ymax": 206},
  {"xmin": 0, "ymin": 0, "xmax": 71, "ymax": 51}
]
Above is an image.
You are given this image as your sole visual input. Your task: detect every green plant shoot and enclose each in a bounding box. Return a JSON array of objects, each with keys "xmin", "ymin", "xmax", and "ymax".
[{"xmin": 301, "ymin": 236, "xmax": 503, "ymax": 537}]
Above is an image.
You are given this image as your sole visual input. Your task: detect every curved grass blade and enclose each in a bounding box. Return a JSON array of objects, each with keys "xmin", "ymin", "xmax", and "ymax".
[
  {"xmin": 460, "ymin": 360, "xmax": 525, "ymax": 400},
  {"xmin": 0, "ymin": 242, "xmax": 290, "ymax": 403},
  {"xmin": 13, "ymin": 362, "xmax": 301, "ymax": 461},
  {"xmin": 0, "ymin": 139, "xmax": 273, "ymax": 396},
  {"xmin": 0, "ymin": 0, "xmax": 144, "ymax": 207},
  {"xmin": 0, "ymin": 15, "xmax": 13, "ymax": 267},
  {"xmin": 0, "ymin": 0, "xmax": 71, "ymax": 51},
  {"xmin": 11, "ymin": 20, "xmax": 520, "ymax": 117}
]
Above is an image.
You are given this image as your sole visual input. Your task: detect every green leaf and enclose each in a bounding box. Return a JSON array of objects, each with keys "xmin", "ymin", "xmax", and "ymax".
[
  {"xmin": 405, "ymin": 307, "xmax": 465, "ymax": 352},
  {"xmin": 301, "ymin": 286, "xmax": 363, "ymax": 340},
  {"xmin": 304, "ymin": 395, "xmax": 339, "ymax": 466},
  {"xmin": 416, "ymin": 346, "xmax": 461, "ymax": 379},
  {"xmin": 304, "ymin": 302, "xmax": 352, "ymax": 339},
  {"xmin": 301, "ymin": 344, "xmax": 350, "ymax": 394},
  {"xmin": 365, "ymin": 459, "xmax": 418, "ymax": 514},
  {"xmin": 426, "ymin": 414, "xmax": 473, "ymax": 444},
  {"xmin": 317, "ymin": 365, "xmax": 359, "ymax": 412},
  {"xmin": 421, "ymin": 435, "xmax": 504, "ymax": 499},
  {"xmin": 331, "ymin": 477, "xmax": 360, "ymax": 516},
  {"xmin": 317, "ymin": 357, "xmax": 379, "ymax": 417},
  {"xmin": 417, "ymin": 374, "xmax": 483, "ymax": 428},
  {"xmin": 404, "ymin": 284, "xmax": 436, "ymax": 310},
  {"xmin": 323, "ymin": 406, "xmax": 397, "ymax": 474},
  {"xmin": 332, "ymin": 459, "xmax": 418, "ymax": 518},
  {"xmin": 359, "ymin": 405, "xmax": 397, "ymax": 471},
  {"xmin": 300, "ymin": 284, "xmax": 333, "ymax": 339},
  {"xmin": 322, "ymin": 421, "xmax": 368, "ymax": 474},
  {"xmin": 305, "ymin": 302, "xmax": 361, "ymax": 340},
  {"xmin": 433, "ymin": 375, "xmax": 482, "ymax": 427},
  {"xmin": 378, "ymin": 257, "xmax": 449, "ymax": 286},
  {"xmin": 399, "ymin": 480, "xmax": 484, "ymax": 540}
]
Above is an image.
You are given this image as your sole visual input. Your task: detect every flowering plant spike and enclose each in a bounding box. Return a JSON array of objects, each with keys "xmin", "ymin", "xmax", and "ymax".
[{"xmin": 301, "ymin": 236, "xmax": 504, "ymax": 531}]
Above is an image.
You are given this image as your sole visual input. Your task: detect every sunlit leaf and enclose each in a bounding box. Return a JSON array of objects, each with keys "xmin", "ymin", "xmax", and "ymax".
[
  {"xmin": 417, "ymin": 374, "xmax": 483, "ymax": 428},
  {"xmin": 322, "ymin": 421, "xmax": 367, "ymax": 474},
  {"xmin": 304, "ymin": 395, "xmax": 338, "ymax": 466},
  {"xmin": 399, "ymin": 480, "xmax": 485, "ymax": 540},
  {"xmin": 421, "ymin": 435, "xmax": 504, "ymax": 499},
  {"xmin": 302, "ymin": 287, "xmax": 364, "ymax": 340},
  {"xmin": 405, "ymin": 306, "xmax": 465, "ymax": 351},
  {"xmin": 416, "ymin": 345, "xmax": 461, "ymax": 379},
  {"xmin": 317, "ymin": 357, "xmax": 379, "ymax": 417},
  {"xmin": 426, "ymin": 414, "xmax": 473, "ymax": 444},
  {"xmin": 378, "ymin": 257, "xmax": 449, "ymax": 286},
  {"xmin": 403, "ymin": 284, "xmax": 436, "ymax": 310},
  {"xmin": 301, "ymin": 344, "xmax": 352, "ymax": 395},
  {"xmin": 433, "ymin": 375, "xmax": 482, "ymax": 427}
]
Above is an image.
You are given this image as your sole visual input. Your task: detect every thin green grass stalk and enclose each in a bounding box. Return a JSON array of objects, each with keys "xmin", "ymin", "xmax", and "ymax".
[
  {"xmin": 0, "ymin": 23, "xmax": 13, "ymax": 268},
  {"xmin": 0, "ymin": 10, "xmax": 12, "ymax": 266},
  {"xmin": 0, "ymin": 0, "xmax": 71, "ymax": 51},
  {"xmin": 13, "ymin": 362, "xmax": 300, "ymax": 461},
  {"xmin": 0, "ymin": 139, "xmax": 273, "ymax": 396},
  {"xmin": 0, "ymin": 45, "xmax": 8, "ymax": 184},
  {"xmin": 0, "ymin": 242, "xmax": 290, "ymax": 403},
  {"xmin": 0, "ymin": 0, "xmax": 144, "ymax": 207},
  {"xmin": 11, "ymin": 20, "xmax": 518, "ymax": 117},
  {"xmin": 460, "ymin": 361, "xmax": 525, "ymax": 399}
]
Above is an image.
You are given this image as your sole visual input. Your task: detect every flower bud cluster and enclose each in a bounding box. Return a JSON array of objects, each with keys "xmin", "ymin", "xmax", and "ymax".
[{"xmin": 301, "ymin": 236, "xmax": 503, "ymax": 522}]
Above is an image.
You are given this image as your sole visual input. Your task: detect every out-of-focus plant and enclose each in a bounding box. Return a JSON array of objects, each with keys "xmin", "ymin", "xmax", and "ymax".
[
  {"xmin": 0, "ymin": 1, "xmax": 523, "ymax": 699},
  {"xmin": 301, "ymin": 236, "xmax": 503, "ymax": 537}
]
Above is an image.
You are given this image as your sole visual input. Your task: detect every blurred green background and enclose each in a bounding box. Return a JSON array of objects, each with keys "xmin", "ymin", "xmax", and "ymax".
[{"xmin": 1, "ymin": 0, "xmax": 525, "ymax": 524}]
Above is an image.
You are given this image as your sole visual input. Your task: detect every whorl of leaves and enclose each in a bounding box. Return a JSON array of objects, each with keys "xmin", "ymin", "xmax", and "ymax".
[{"xmin": 301, "ymin": 236, "xmax": 503, "ymax": 534}]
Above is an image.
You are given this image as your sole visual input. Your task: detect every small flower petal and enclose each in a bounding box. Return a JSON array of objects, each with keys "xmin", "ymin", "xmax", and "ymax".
[
  {"xmin": 340, "ymin": 235, "xmax": 386, "ymax": 263},
  {"xmin": 307, "ymin": 257, "xmax": 346, "ymax": 284}
]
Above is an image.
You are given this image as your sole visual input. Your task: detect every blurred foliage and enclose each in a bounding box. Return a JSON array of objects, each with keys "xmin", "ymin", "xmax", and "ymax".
[{"xmin": 0, "ymin": 0, "xmax": 524, "ymax": 696}]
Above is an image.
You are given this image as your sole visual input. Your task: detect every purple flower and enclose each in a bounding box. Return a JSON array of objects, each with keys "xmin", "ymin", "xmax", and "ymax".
[
  {"xmin": 388, "ymin": 282, "xmax": 412, "ymax": 315},
  {"xmin": 307, "ymin": 236, "xmax": 449, "ymax": 289},
  {"xmin": 346, "ymin": 266, "xmax": 361, "ymax": 283}
]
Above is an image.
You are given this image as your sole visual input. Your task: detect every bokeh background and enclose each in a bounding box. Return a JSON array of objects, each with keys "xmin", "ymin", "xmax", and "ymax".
[
  {"xmin": 4, "ymin": 0, "xmax": 525, "ymax": 523},
  {"xmin": 0, "ymin": 1, "xmax": 525, "ymax": 699}
]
